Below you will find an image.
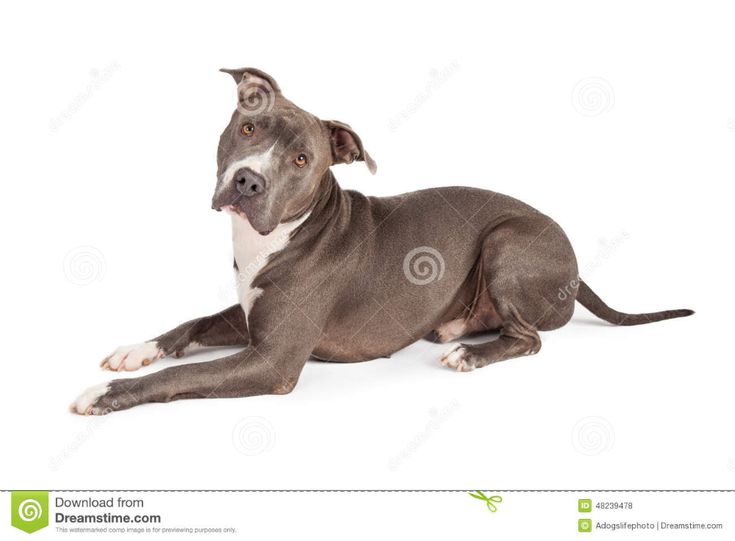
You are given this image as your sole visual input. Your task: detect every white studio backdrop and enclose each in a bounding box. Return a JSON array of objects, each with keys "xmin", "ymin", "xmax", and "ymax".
[{"xmin": 0, "ymin": 0, "xmax": 732, "ymax": 492}]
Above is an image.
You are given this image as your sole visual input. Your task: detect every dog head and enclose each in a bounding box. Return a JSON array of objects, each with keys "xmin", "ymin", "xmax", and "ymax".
[{"xmin": 211, "ymin": 68, "xmax": 376, "ymax": 235}]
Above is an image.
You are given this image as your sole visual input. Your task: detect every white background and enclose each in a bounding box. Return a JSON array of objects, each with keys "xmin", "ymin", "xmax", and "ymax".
[{"xmin": 1, "ymin": 0, "xmax": 733, "ymax": 494}]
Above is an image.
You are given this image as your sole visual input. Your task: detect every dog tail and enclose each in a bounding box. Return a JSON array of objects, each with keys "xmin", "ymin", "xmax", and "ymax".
[{"xmin": 576, "ymin": 279, "xmax": 694, "ymax": 326}]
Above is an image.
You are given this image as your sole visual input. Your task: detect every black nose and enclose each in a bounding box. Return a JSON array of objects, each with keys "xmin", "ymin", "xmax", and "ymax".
[{"xmin": 234, "ymin": 168, "xmax": 266, "ymax": 197}]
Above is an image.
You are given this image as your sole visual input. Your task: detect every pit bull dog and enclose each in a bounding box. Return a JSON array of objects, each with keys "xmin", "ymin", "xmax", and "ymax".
[{"xmin": 71, "ymin": 68, "xmax": 693, "ymax": 415}]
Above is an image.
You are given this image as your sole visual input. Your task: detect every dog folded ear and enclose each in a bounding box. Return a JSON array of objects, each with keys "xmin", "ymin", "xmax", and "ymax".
[
  {"xmin": 220, "ymin": 67, "xmax": 281, "ymax": 115},
  {"xmin": 219, "ymin": 67, "xmax": 281, "ymax": 93},
  {"xmin": 324, "ymin": 120, "xmax": 377, "ymax": 175}
]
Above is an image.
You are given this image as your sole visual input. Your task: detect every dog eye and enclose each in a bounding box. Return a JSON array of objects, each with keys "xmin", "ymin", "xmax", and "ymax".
[
  {"xmin": 294, "ymin": 153, "xmax": 308, "ymax": 167},
  {"xmin": 240, "ymin": 123, "xmax": 255, "ymax": 137}
]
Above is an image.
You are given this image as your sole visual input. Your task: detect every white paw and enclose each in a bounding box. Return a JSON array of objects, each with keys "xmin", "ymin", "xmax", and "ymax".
[
  {"xmin": 439, "ymin": 345, "xmax": 475, "ymax": 372},
  {"xmin": 101, "ymin": 341, "xmax": 164, "ymax": 371},
  {"xmin": 434, "ymin": 318, "xmax": 468, "ymax": 343},
  {"xmin": 69, "ymin": 382, "xmax": 110, "ymax": 415}
]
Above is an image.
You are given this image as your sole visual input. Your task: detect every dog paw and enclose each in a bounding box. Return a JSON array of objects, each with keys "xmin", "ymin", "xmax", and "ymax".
[
  {"xmin": 433, "ymin": 319, "xmax": 468, "ymax": 343},
  {"xmin": 101, "ymin": 342, "xmax": 164, "ymax": 371},
  {"xmin": 70, "ymin": 380, "xmax": 133, "ymax": 415},
  {"xmin": 69, "ymin": 383, "xmax": 112, "ymax": 415},
  {"xmin": 439, "ymin": 345, "xmax": 476, "ymax": 372}
]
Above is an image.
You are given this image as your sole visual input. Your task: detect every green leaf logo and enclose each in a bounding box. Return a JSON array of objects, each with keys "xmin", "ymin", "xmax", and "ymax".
[
  {"xmin": 468, "ymin": 490, "xmax": 503, "ymax": 512},
  {"xmin": 11, "ymin": 491, "xmax": 49, "ymax": 534}
]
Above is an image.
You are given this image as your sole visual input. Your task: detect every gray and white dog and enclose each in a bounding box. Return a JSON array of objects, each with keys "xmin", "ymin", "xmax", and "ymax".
[{"xmin": 71, "ymin": 68, "xmax": 693, "ymax": 415}]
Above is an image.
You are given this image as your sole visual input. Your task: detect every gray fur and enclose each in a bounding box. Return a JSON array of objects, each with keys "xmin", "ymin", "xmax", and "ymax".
[{"xmin": 72, "ymin": 68, "xmax": 693, "ymax": 415}]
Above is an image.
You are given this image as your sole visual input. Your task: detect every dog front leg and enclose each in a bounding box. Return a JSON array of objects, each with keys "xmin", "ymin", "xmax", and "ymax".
[
  {"xmin": 153, "ymin": 304, "xmax": 249, "ymax": 357},
  {"xmin": 101, "ymin": 304, "xmax": 248, "ymax": 371},
  {"xmin": 73, "ymin": 327, "xmax": 317, "ymax": 415}
]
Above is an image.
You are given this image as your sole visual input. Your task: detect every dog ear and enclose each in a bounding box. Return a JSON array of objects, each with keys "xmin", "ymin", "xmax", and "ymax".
[
  {"xmin": 220, "ymin": 67, "xmax": 281, "ymax": 114},
  {"xmin": 219, "ymin": 67, "xmax": 281, "ymax": 93},
  {"xmin": 324, "ymin": 120, "xmax": 377, "ymax": 175}
]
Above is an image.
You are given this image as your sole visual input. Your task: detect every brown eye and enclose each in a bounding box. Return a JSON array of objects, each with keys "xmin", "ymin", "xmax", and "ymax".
[
  {"xmin": 294, "ymin": 153, "xmax": 308, "ymax": 167},
  {"xmin": 241, "ymin": 123, "xmax": 255, "ymax": 137}
]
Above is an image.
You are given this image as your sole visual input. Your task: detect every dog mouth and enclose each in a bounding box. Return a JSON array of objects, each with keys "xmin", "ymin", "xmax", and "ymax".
[
  {"xmin": 210, "ymin": 196, "xmax": 246, "ymax": 217},
  {"xmin": 219, "ymin": 204, "xmax": 275, "ymax": 236},
  {"xmin": 221, "ymin": 204, "xmax": 247, "ymax": 218}
]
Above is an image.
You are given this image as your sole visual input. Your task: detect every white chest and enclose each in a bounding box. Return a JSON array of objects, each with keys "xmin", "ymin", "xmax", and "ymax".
[{"xmin": 231, "ymin": 212, "xmax": 310, "ymax": 318}]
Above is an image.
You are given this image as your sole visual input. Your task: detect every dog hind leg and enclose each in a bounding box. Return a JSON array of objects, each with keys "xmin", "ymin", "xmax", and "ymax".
[
  {"xmin": 440, "ymin": 306, "xmax": 541, "ymax": 370},
  {"xmin": 440, "ymin": 215, "xmax": 577, "ymax": 370}
]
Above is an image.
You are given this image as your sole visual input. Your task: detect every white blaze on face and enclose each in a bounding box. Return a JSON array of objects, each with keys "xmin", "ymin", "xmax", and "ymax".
[
  {"xmin": 231, "ymin": 211, "xmax": 311, "ymax": 320},
  {"xmin": 216, "ymin": 143, "xmax": 277, "ymax": 196}
]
